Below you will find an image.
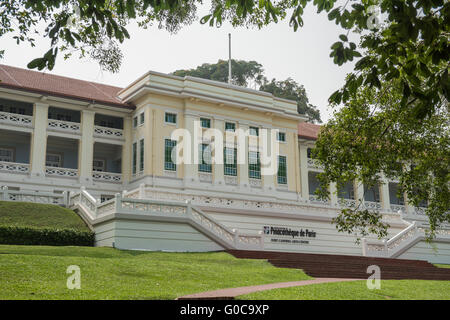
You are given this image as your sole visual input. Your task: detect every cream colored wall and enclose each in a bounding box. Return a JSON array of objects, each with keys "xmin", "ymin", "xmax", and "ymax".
[{"xmin": 130, "ymin": 92, "xmax": 301, "ymax": 193}]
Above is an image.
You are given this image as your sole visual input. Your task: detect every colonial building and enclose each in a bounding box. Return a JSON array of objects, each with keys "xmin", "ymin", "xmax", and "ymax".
[{"xmin": 0, "ymin": 64, "xmax": 448, "ymax": 263}]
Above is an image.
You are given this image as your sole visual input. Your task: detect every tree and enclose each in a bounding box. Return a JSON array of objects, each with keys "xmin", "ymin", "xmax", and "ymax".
[
  {"xmin": 2, "ymin": 0, "xmax": 447, "ymax": 237},
  {"xmin": 260, "ymin": 78, "xmax": 321, "ymax": 123},
  {"xmin": 313, "ymin": 79, "xmax": 449, "ymax": 240},
  {"xmin": 0, "ymin": 0, "xmax": 198, "ymax": 72},
  {"xmin": 2, "ymin": 1, "xmax": 447, "ymax": 113},
  {"xmin": 173, "ymin": 60, "xmax": 322, "ymax": 122},
  {"xmin": 173, "ymin": 59, "xmax": 265, "ymax": 87}
]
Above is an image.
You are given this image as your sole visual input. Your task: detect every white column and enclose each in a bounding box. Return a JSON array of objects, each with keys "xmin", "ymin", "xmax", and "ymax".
[
  {"xmin": 121, "ymin": 116, "xmax": 132, "ymax": 183},
  {"xmin": 261, "ymin": 126, "xmax": 275, "ymax": 192},
  {"xmin": 299, "ymin": 144, "xmax": 309, "ymax": 200},
  {"xmin": 213, "ymin": 118, "xmax": 225, "ymax": 186},
  {"xmin": 78, "ymin": 109, "xmax": 95, "ymax": 184},
  {"xmin": 355, "ymin": 179, "xmax": 365, "ymax": 207},
  {"xmin": 237, "ymin": 123, "xmax": 249, "ymax": 188},
  {"xmin": 380, "ymin": 175, "xmax": 391, "ymax": 211},
  {"xmin": 293, "ymin": 134, "xmax": 301, "ymax": 198},
  {"xmin": 30, "ymin": 102, "xmax": 49, "ymax": 177},
  {"xmin": 184, "ymin": 113, "xmax": 199, "ymax": 184},
  {"xmin": 330, "ymin": 182, "xmax": 339, "ymax": 206}
]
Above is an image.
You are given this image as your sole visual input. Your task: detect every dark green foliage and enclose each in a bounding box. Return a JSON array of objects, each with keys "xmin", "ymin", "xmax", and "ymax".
[
  {"xmin": 260, "ymin": 78, "xmax": 321, "ymax": 123},
  {"xmin": 0, "ymin": 226, "xmax": 94, "ymax": 246},
  {"xmin": 173, "ymin": 59, "xmax": 265, "ymax": 87},
  {"xmin": 313, "ymin": 80, "xmax": 449, "ymax": 240},
  {"xmin": 173, "ymin": 60, "xmax": 322, "ymax": 122}
]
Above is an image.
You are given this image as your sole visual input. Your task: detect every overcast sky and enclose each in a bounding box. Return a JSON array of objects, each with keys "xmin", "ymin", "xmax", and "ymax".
[{"xmin": 0, "ymin": 3, "xmax": 357, "ymax": 123}]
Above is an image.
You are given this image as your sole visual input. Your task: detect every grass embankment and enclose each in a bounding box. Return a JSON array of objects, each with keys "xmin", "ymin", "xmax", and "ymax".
[
  {"xmin": 0, "ymin": 201, "xmax": 89, "ymax": 231},
  {"xmin": 0, "ymin": 245, "xmax": 310, "ymax": 299},
  {"xmin": 0, "ymin": 201, "xmax": 93, "ymax": 246},
  {"xmin": 238, "ymin": 279, "xmax": 450, "ymax": 300}
]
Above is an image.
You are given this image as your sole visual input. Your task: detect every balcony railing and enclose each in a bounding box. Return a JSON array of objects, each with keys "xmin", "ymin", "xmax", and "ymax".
[
  {"xmin": 45, "ymin": 166, "xmax": 78, "ymax": 177},
  {"xmin": 309, "ymin": 194, "xmax": 329, "ymax": 205},
  {"xmin": 307, "ymin": 158, "xmax": 323, "ymax": 170},
  {"xmin": 391, "ymin": 204, "xmax": 406, "ymax": 213},
  {"xmin": 94, "ymin": 125, "xmax": 124, "ymax": 139},
  {"xmin": 364, "ymin": 201, "xmax": 382, "ymax": 210},
  {"xmin": 0, "ymin": 161, "xmax": 30, "ymax": 174},
  {"xmin": 48, "ymin": 119, "xmax": 80, "ymax": 134},
  {"xmin": 0, "ymin": 111, "xmax": 33, "ymax": 127},
  {"xmin": 92, "ymin": 171, "xmax": 122, "ymax": 182},
  {"xmin": 339, "ymin": 198, "xmax": 357, "ymax": 208},
  {"xmin": 199, "ymin": 172, "xmax": 212, "ymax": 183}
]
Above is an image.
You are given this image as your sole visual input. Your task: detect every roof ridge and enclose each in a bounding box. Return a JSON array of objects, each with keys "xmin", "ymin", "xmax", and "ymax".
[
  {"xmin": 88, "ymin": 82, "xmax": 123, "ymax": 104},
  {"xmin": 0, "ymin": 65, "xmax": 23, "ymax": 87},
  {"xmin": 0, "ymin": 64, "xmax": 123, "ymax": 90}
]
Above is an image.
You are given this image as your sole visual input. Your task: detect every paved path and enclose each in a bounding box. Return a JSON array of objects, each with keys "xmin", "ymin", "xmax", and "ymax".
[{"xmin": 177, "ymin": 278, "xmax": 363, "ymax": 300}]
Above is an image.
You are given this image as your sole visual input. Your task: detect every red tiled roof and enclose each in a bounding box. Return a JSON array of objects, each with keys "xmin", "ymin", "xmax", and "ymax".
[
  {"xmin": 298, "ymin": 122, "xmax": 321, "ymax": 140},
  {"xmin": 0, "ymin": 64, "xmax": 133, "ymax": 109}
]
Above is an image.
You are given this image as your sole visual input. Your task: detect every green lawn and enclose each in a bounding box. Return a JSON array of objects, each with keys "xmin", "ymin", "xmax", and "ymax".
[
  {"xmin": 436, "ymin": 264, "xmax": 450, "ymax": 269},
  {"xmin": 238, "ymin": 279, "xmax": 450, "ymax": 300},
  {"xmin": 0, "ymin": 245, "xmax": 310, "ymax": 300},
  {"xmin": 0, "ymin": 201, "xmax": 89, "ymax": 231}
]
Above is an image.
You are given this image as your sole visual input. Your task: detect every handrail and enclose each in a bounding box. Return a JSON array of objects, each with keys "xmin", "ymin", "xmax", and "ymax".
[
  {"xmin": 70, "ymin": 187, "xmax": 264, "ymax": 250},
  {"xmin": 363, "ymin": 221, "xmax": 417, "ymax": 257},
  {"xmin": 387, "ymin": 221, "xmax": 416, "ymax": 246}
]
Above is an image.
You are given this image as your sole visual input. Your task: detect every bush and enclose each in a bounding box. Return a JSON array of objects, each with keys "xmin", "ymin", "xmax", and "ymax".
[{"xmin": 0, "ymin": 225, "xmax": 94, "ymax": 246}]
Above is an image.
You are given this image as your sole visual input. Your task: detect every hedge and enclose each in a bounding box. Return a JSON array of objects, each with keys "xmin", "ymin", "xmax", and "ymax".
[{"xmin": 0, "ymin": 225, "xmax": 95, "ymax": 246}]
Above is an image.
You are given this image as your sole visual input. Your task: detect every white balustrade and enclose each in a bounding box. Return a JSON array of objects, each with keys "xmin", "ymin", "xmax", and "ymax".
[
  {"xmin": 339, "ymin": 198, "xmax": 357, "ymax": 208},
  {"xmin": 307, "ymin": 158, "xmax": 323, "ymax": 170},
  {"xmin": 364, "ymin": 221, "xmax": 418, "ymax": 257},
  {"xmin": 92, "ymin": 171, "xmax": 122, "ymax": 182},
  {"xmin": 0, "ymin": 111, "xmax": 33, "ymax": 127},
  {"xmin": 199, "ymin": 172, "xmax": 212, "ymax": 183},
  {"xmin": 94, "ymin": 126, "xmax": 124, "ymax": 139},
  {"xmin": 1, "ymin": 186, "xmax": 66, "ymax": 205},
  {"xmin": 364, "ymin": 201, "xmax": 382, "ymax": 210},
  {"xmin": 414, "ymin": 207, "xmax": 427, "ymax": 215},
  {"xmin": 69, "ymin": 188, "xmax": 264, "ymax": 250},
  {"xmin": 45, "ymin": 166, "xmax": 78, "ymax": 177},
  {"xmin": 309, "ymin": 194, "xmax": 330, "ymax": 205},
  {"xmin": 391, "ymin": 204, "xmax": 406, "ymax": 213},
  {"xmin": 249, "ymin": 178, "xmax": 262, "ymax": 188},
  {"xmin": 224, "ymin": 176, "xmax": 238, "ymax": 185},
  {"xmin": 48, "ymin": 119, "xmax": 80, "ymax": 134},
  {"xmin": 0, "ymin": 161, "xmax": 29, "ymax": 174}
]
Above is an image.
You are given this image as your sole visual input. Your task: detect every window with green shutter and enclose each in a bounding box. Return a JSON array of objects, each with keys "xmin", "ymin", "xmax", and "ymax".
[
  {"xmin": 277, "ymin": 155, "xmax": 287, "ymax": 184},
  {"xmin": 200, "ymin": 118, "xmax": 211, "ymax": 128},
  {"xmin": 139, "ymin": 139, "xmax": 144, "ymax": 172},
  {"xmin": 165, "ymin": 112, "xmax": 177, "ymax": 124},
  {"xmin": 132, "ymin": 142, "xmax": 137, "ymax": 174},
  {"xmin": 248, "ymin": 151, "xmax": 261, "ymax": 179},
  {"xmin": 199, "ymin": 143, "xmax": 212, "ymax": 172},
  {"xmin": 164, "ymin": 139, "xmax": 177, "ymax": 171},
  {"xmin": 224, "ymin": 147, "xmax": 237, "ymax": 176}
]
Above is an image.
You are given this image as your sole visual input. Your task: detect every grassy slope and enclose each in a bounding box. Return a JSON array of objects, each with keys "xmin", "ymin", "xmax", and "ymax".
[
  {"xmin": 238, "ymin": 280, "xmax": 450, "ymax": 300},
  {"xmin": 435, "ymin": 264, "xmax": 450, "ymax": 269},
  {"xmin": 0, "ymin": 201, "xmax": 89, "ymax": 231},
  {"xmin": 0, "ymin": 245, "xmax": 310, "ymax": 300}
]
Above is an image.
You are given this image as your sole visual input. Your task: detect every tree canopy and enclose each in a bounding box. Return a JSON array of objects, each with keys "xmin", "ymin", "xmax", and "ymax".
[
  {"xmin": 173, "ymin": 60, "xmax": 322, "ymax": 122},
  {"xmin": 313, "ymin": 78, "xmax": 449, "ymax": 240},
  {"xmin": 173, "ymin": 59, "xmax": 265, "ymax": 87},
  {"xmin": 1, "ymin": 0, "xmax": 448, "ymax": 238},
  {"xmin": 1, "ymin": 1, "xmax": 447, "ymax": 116}
]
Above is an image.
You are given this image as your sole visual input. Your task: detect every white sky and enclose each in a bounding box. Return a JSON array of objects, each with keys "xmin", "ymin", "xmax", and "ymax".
[{"xmin": 0, "ymin": 4, "xmax": 357, "ymax": 123}]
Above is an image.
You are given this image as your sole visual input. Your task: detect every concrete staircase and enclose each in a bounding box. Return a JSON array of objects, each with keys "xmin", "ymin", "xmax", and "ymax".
[{"xmin": 228, "ymin": 250, "xmax": 450, "ymax": 280}]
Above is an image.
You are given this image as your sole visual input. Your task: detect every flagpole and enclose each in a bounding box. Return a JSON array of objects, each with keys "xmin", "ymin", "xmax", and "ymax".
[{"xmin": 228, "ymin": 33, "xmax": 232, "ymax": 85}]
